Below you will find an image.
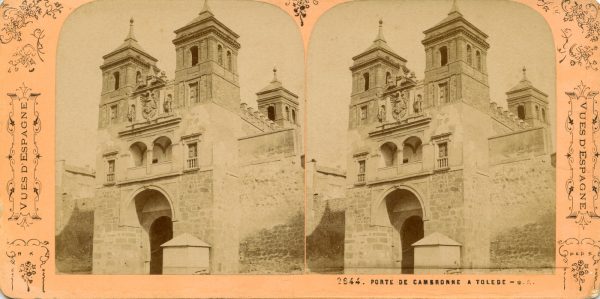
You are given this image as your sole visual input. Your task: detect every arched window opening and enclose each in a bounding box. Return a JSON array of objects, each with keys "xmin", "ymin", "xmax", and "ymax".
[
  {"xmin": 466, "ymin": 44, "xmax": 472, "ymax": 65},
  {"xmin": 130, "ymin": 142, "xmax": 147, "ymax": 167},
  {"xmin": 190, "ymin": 46, "xmax": 199, "ymax": 66},
  {"xmin": 217, "ymin": 45, "xmax": 223, "ymax": 65},
  {"xmin": 267, "ymin": 106, "xmax": 275, "ymax": 121},
  {"xmin": 439, "ymin": 46, "xmax": 448, "ymax": 66},
  {"xmin": 535, "ymin": 105, "xmax": 540, "ymax": 119},
  {"xmin": 542, "ymin": 108, "xmax": 547, "ymax": 123},
  {"xmin": 475, "ymin": 51, "xmax": 482, "ymax": 70},
  {"xmin": 226, "ymin": 51, "xmax": 232, "ymax": 71},
  {"xmin": 292, "ymin": 109, "xmax": 297, "ymax": 124},
  {"xmin": 402, "ymin": 137, "xmax": 423, "ymax": 164},
  {"xmin": 152, "ymin": 136, "xmax": 173, "ymax": 164},
  {"xmin": 517, "ymin": 105, "xmax": 526, "ymax": 120},
  {"xmin": 386, "ymin": 72, "xmax": 392, "ymax": 85},
  {"xmin": 113, "ymin": 72, "xmax": 120, "ymax": 90},
  {"xmin": 380, "ymin": 142, "xmax": 398, "ymax": 167},
  {"xmin": 285, "ymin": 106, "xmax": 290, "ymax": 120},
  {"xmin": 363, "ymin": 73, "xmax": 370, "ymax": 91},
  {"xmin": 136, "ymin": 71, "xmax": 143, "ymax": 85}
]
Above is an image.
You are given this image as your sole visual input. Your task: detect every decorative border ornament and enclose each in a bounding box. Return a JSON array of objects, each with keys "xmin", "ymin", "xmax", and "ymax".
[
  {"xmin": 538, "ymin": 0, "xmax": 600, "ymax": 70},
  {"xmin": 6, "ymin": 84, "xmax": 42, "ymax": 228},
  {"xmin": 1, "ymin": 0, "xmax": 62, "ymax": 72},
  {"xmin": 285, "ymin": 0, "xmax": 319, "ymax": 26},
  {"xmin": 558, "ymin": 238, "xmax": 600, "ymax": 291},
  {"xmin": 5, "ymin": 239, "xmax": 50, "ymax": 293}
]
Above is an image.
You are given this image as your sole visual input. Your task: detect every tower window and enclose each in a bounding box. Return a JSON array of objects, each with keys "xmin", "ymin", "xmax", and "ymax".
[
  {"xmin": 187, "ymin": 142, "xmax": 198, "ymax": 169},
  {"xmin": 542, "ymin": 108, "xmax": 546, "ymax": 123},
  {"xmin": 113, "ymin": 72, "xmax": 120, "ymax": 90},
  {"xmin": 476, "ymin": 51, "xmax": 482, "ymax": 70},
  {"xmin": 292, "ymin": 109, "xmax": 296, "ymax": 124},
  {"xmin": 535, "ymin": 105, "xmax": 540, "ymax": 119},
  {"xmin": 129, "ymin": 142, "xmax": 147, "ymax": 167},
  {"xmin": 360, "ymin": 105, "xmax": 368, "ymax": 121},
  {"xmin": 106, "ymin": 159, "xmax": 115, "ymax": 183},
  {"xmin": 267, "ymin": 106, "xmax": 275, "ymax": 121},
  {"xmin": 110, "ymin": 104, "xmax": 118, "ymax": 123},
  {"xmin": 517, "ymin": 105, "xmax": 526, "ymax": 120},
  {"xmin": 226, "ymin": 51, "xmax": 232, "ymax": 71},
  {"xmin": 190, "ymin": 46, "xmax": 199, "ymax": 66},
  {"xmin": 363, "ymin": 72, "xmax": 370, "ymax": 91},
  {"xmin": 285, "ymin": 106, "xmax": 290, "ymax": 120},
  {"xmin": 189, "ymin": 83, "xmax": 198, "ymax": 103},
  {"xmin": 386, "ymin": 72, "xmax": 392, "ymax": 85},
  {"xmin": 437, "ymin": 142, "xmax": 448, "ymax": 169},
  {"xmin": 439, "ymin": 46, "xmax": 448, "ymax": 66},
  {"xmin": 217, "ymin": 45, "xmax": 223, "ymax": 65},
  {"xmin": 136, "ymin": 71, "xmax": 142, "ymax": 85},
  {"xmin": 438, "ymin": 83, "xmax": 449, "ymax": 104},
  {"xmin": 402, "ymin": 137, "xmax": 423, "ymax": 164},
  {"xmin": 466, "ymin": 44, "xmax": 472, "ymax": 65},
  {"xmin": 357, "ymin": 160, "xmax": 366, "ymax": 183}
]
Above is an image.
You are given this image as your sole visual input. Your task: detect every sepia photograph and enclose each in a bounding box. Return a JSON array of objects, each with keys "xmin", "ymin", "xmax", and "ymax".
[
  {"xmin": 55, "ymin": 0, "xmax": 305, "ymax": 275},
  {"xmin": 306, "ymin": 0, "xmax": 556, "ymax": 274}
]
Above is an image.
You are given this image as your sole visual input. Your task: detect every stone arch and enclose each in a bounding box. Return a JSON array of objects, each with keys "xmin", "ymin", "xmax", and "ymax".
[
  {"xmin": 380, "ymin": 141, "xmax": 398, "ymax": 167},
  {"xmin": 129, "ymin": 141, "xmax": 148, "ymax": 167},
  {"xmin": 152, "ymin": 136, "xmax": 173, "ymax": 164},
  {"xmin": 121, "ymin": 185, "xmax": 178, "ymax": 227},
  {"xmin": 124, "ymin": 186, "xmax": 176, "ymax": 274},
  {"xmin": 371, "ymin": 185, "xmax": 428, "ymax": 227}
]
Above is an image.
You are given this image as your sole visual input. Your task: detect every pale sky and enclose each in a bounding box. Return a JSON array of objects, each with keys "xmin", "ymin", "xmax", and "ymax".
[
  {"xmin": 306, "ymin": 0, "xmax": 556, "ymax": 169},
  {"xmin": 57, "ymin": 0, "xmax": 556, "ymax": 171},
  {"xmin": 56, "ymin": 0, "xmax": 304, "ymax": 169}
]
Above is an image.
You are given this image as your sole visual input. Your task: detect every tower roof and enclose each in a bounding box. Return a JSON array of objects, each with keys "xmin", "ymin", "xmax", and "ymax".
[
  {"xmin": 173, "ymin": 0, "xmax": 240, "ymax": 47},
  {"xmin": 507, "ymin": 66, "xmax": 548, "ymax": 97},
  {"xmin": 422, "ymin": 0, "xmax": 489, "ymax": 48},
  {"xmin": 257, "ymin": 67, "xmax": 298, "ymax": 99},
  {"xmin": 102, "ymin": 18, "xmax": 157, "ymax": 62},
  {"xmin": 352, "ymin": 19, "xmax": 405, "ymax": 62}
]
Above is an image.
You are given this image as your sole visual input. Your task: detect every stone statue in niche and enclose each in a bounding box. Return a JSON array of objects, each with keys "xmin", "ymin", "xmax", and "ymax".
[
  {"xmin": 141, "ymin": 91, "xmax": 158, "ymax": 120},
  {"xmin": 414, "ymin": 94, "xmax": 423, "ymax": 114},
  {"xmin": 127, "ymin": 104, "xmax": 136, "ymax": 122},
  {"xmin": 386, "ymin": 72, "xmax": 395, "ymax": 87},
  {"xmin": 136, "ymin": 72, "xmax": 143, "ymax": 86},
  {"xmin": 164, "ymin": 94, "xmax": 173, "ymax": 113},
  {"xmin": 378, "ymin": 104, "xmax": 386, "ymax": 123}
]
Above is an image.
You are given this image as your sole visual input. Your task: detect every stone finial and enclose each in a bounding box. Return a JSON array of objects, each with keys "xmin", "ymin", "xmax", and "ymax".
[
  {"xmin": 240, "ymin": 103, "xmax": 247, "ymax": 110},
  {"xmin": 201, "ymin": 0, "xmax": 212, "ymax": 14},
  {"xmin": 521, "ymin": 66, "xmax": 528, "ymax": 81},
  {"xmin": 450, "ymin": 0, "xmax": 459, "ymax": 13},
  {"xmin": 272, "ymin": 66, "xmax": 278, "ymax": 82},
  {"xmin": 374, "ymin": 19, "xmax": 386, "ymax": 42},
  {"xmin": 125, "ymin": 17, "xmax": 137, "ymax": 41}
]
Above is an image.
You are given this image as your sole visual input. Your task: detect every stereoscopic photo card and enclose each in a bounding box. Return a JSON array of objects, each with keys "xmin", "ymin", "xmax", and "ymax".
[{"xmin": 0, "ymin": 0, "xmax": 598, "ymax": 298}]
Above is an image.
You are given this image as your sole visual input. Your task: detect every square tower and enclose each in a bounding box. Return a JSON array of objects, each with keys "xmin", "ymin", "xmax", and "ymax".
[
  {"xmin": 172, "ymin": 1, "xmax": 241, "ymax": 110},
  {"xmin": 422, "ymin": 2, "xmax": 490, "ymax": 111}
]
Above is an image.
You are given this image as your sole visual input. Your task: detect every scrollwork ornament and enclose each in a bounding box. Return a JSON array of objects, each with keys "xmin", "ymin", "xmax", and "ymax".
[
  {"xmin": 285, "ymin": 0, "xmax": 319, "ymax": 27},
  {"xmin": 0, "ymin": 0, "xmax": 62, "ymax": 44},
  {"xmin": 6, "ymin": 239, "xmax": 50, "ymax": 293},
  {"xmin": 558, "ymin": 238, "xmax": 600, "ymax": 291}
]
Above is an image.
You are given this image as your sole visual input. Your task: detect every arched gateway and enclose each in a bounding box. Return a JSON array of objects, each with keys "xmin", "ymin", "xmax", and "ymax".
[
  {"xmin": 132, "ymin": 189, "xmax": 173, "ymax": 274},
  {"xmin": 384, "ymin": 189, "xmax": 424, "ymax": 274}
]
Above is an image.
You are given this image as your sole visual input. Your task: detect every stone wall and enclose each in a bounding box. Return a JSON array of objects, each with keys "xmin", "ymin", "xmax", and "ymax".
[
  {"xmin": 489, "ymin": 154, "xmax": 555, "ymax": 272},
  {"xmin": 239, "ymin": 213, "xmax": 304, "ymax": 273},
  {"xmin": 307, "ymin": 197, "xmax": 345, "ymax": 273},
  {"xmin": 238, "ymin": 155, "xmax": 304, "ymax": 273},
  {"xmin": 92, "ymin": 187, "xmax": 144, "ymax": 274}
]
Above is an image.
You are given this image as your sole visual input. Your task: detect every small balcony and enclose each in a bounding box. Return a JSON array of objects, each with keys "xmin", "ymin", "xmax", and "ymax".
[
  {"xmin": 106, "ymin": 173, "xmax": 115, "ymax": 183},
  {"xmin": 187, "ymin": 157, "xmax": 198, "ymax": 170},
  {"xmin": 437, "ymin": 157, "xmax": 449, "ymax": 169}
]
